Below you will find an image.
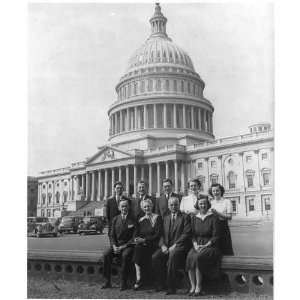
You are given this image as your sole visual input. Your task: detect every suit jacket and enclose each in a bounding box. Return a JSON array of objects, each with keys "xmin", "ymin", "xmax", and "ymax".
[
  {"xmin": 105, "ymin": 195, "xmax": 131, "ymax": 230},
  {"xmin": 159, "ymin": 211, "xmax": 191, "ymax": 251},
  {"xmin": 155, "ymin": 192, "xmax": 182, "ymax": 217},
  {"xmin": 110, "ymin": 214, "xmax": 136, "ymax": 247},
  {"xmin": 131, "ymin": 194, "xmax": 156, "ymax": 221}
]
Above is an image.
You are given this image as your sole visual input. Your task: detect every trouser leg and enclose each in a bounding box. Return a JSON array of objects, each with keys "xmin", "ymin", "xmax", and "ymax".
[
  {"xmin": 166, "ymin": 249, "xmax": 185, "ymax": 290},
  {"xmin": 152, "ymin": 249, "xmax": 168, "ymax": 286},
  {"xmin": 120, "ymin": 247, "xmax": 134, "ymax": 283},
  {"xmin": 103, "ymin": 248, "xmax": 114, "ymax": 282}
]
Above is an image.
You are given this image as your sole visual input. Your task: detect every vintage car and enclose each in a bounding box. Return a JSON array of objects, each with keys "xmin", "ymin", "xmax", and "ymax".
[
  {"xmin": 27, "ymin": 217, "xmax": 58, "ymax": 238},
  {"xmin": 77, "ymin": 216, "xmax": 105, "ymax": 235},
  {"xmin": 58, "ymin": 216, "xmax": 82, "ymax": 234}
]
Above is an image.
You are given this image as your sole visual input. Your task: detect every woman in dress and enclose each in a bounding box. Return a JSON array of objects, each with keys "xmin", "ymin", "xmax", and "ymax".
[
  {"xmin": 132, "ymin": 198, "xmax": 162, "ymax": 290},
  {"xmin": 180, "ymin": 178, "xmax": 201, "ymax": 215},
  {"xmin": 209, "ymin": 183, "xmax": 234, "ymax": 255},
  {"xmin": 186, "ymin": 196, "xmax": 222, "ymax": 296}
]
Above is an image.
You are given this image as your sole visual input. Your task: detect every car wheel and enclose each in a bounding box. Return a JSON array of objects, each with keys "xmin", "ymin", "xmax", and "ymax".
[{"xmin": 53, "ymin": 233, "xmax": 58, "ymax": 237}]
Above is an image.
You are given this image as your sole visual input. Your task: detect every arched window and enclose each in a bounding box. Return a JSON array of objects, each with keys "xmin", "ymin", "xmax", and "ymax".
[
  {"xmin": 173, "ymin": 80, "xmax": 177, "ymax": 92},
  {"xmin": 228, "ymin": 171, "xmax": 237, "ymax": 189},
  {"xmin": 165, "ymin": 80, "xmax": 169, "ymax": 91},
  {"xmin": 56, "ymin": 191, "xmax": 60, "ymax": 204},
  {"xmin": 63, "ymin": 191, "xmax": 68, "ymax": 203},
  {"xmin": 148, "ymin": 79, "xmax": 153, "ymax": 92},
  {"xmin": 48, "ymin": 193, "xmax": 52, "ymax": 204},
  {"xmin": 181, "ymin": 81, "xmax": 184, "ymax": 93},
  {"xmin": 141, "ymin": 81, "xmax": 145, "ymax": 93},
  {"xmin": 156, "ymin": 79, "xmax": 161, "ymax": 91},
  {"xmin": 42, "ymin": 193, "xmax": 46, "ymax": 205},
  {"xmin": 187, "ymin": 82, "xmax": 191, "ymax": 94}
]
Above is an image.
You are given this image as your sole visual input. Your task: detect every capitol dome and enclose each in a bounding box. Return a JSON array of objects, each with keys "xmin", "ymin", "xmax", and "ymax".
[{"xmin": 108, "ymin": 3, "xmax": 214, "ymax": 147}]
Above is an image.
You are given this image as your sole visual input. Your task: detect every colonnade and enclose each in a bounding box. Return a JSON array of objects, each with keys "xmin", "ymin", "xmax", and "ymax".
[
  {"xmin": 69, "ymin": 160, "xmax": 187, "ymax": 201},
  {"xmin": 109, "ymin": 103, "xmax": 213, "ymax": 136}
]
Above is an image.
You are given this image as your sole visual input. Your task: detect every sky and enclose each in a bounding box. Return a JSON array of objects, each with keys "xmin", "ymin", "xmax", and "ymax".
[{"xmin": 28, "ymin": 2, "xmax": 274, "ymax": 176}]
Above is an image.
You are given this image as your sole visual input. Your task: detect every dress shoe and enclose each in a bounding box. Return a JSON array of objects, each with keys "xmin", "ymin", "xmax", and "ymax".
[
  {"xmin": 133, "ymin": 280, "xmax": 142, "ymax": 291},
  {"xmin": 165, "ymin": 289, "xmax": 176, "ymax": 295},
  {"xmin": 120, "ymin": 283, "xmax": 128, "ymax": 291},
  {"xmin": 101, "ymin": 282, "xmax": 112, "ymax": 289},
  {"xmin": 194, "ymin": 290, "xmax": 205, "ymax": 297},
  {"xmin": 187, "ymin": 289, "xmax": 195, "ymax": 296}
]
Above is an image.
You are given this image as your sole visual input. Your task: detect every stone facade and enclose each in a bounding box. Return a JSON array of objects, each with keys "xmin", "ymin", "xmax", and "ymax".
[
  {"xmin": 36, "ymin": 4, "xmax": 273, "ymax": 219},
  {"xmin": 28, "ymin": 176, "xmax": 38, "ymax": 217}
]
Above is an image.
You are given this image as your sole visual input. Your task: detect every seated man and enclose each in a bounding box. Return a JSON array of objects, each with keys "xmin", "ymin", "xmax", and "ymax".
[
  {"xmin": 102, "ymin": 198, "xmax": 136, "ymax": 291},
  {"xmin": 152, "ymin": 196, "xmax": 191, "ymax": 295}
]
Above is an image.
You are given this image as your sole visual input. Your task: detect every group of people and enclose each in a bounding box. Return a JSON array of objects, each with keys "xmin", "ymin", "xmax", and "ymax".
[{"xmin": 102, "ymin": 178, "xmax": 234, "ymax": 296}]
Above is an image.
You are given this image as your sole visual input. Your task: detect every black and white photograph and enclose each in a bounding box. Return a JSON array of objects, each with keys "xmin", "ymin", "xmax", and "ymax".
[{"xmin": 26, "ymin": 1, "xmax": 274, "ymax": 299}]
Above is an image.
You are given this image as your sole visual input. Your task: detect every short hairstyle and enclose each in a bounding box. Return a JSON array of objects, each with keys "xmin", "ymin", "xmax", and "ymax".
[
  {"xmin": 118, "ymin": 198, "xmax": 129, "ymax": 207},
  {"xmin": 163, "ymin": 178, "xmax": 173, "ymax": 185},
  {"xmin": 187, "ymin": 178, "xmax": 201, "ymax": 189},
  {"xmin": 194, "ymin": 195, "xmax": 211, "ymax": 210},
  {"xmin": 168, "ymin": 196, "xmax": 180, "ymax": 206},
  {"xmin": 137, "ymin": 180, "xmax": 147, "ymax": 186},
  {"xmin": 114, "ymin": 181, "xmax": 123, "ymax": 188},
  {"xmin": 208, "ymin": 183, "xmax": 225, "ymax": 197},
  {"xmin": 140, "ymin": 198, "xmax": 153, "ymax": 210}
]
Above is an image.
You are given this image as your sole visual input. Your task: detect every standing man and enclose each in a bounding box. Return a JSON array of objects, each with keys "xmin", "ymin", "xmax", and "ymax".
[
  {"xmin": 155, "ymin": 178, "xmax": 181, "ymax": 217},
  {"xmin": 102, "ymin": 198, "xmax": 136, "ymax": 290},
  {"xmin": 152, "ymin": 196, "xmax": 191, "ymax": 295},
  {"xmin": 105, "ymin": 181, "xmax": 130, "ymax": 237},
  {"xmin": 131, "ymin": 180, "xmax": 155, "ymax": 220}
]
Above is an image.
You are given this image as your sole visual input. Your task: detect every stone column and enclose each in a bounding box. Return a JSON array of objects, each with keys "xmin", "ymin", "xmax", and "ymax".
[
  {"xmin": 68, "ymin": 178, "xmax": 71, "ymax": 202},
  {"xmin": 133, "ymin": 165, "xmax": 137, "ymax": 196},
  {"xmin": 181, "ymin": 161, "xmax": 186, "ymax": 194},
  {"xmin": 135, "ymin": 106, "xmax": 138, "ymax": 130},
  {"xmin": 198, "ymin": 108, "xmax": 201, "ymax": 130},
  {"xmin": 144, "ymin": 104, "xmax": 148, "ymax": 129},
  {"xmin": 174, "ymin": 160, "xmax": 178, "ymax": 192},
  {"xmin": 149, "ymin": 164, "xmax": 153, "ymax": 194},
  {"xmin": 70, "ymin": 176, "xmax": 74, "ymax": 200},
  {"xmin": 141, "ymin": 165, "xmax": 145, "ymax": 180},
  {"xmin": 191, "ymin": 106, "xmax": 195, "ymax": 129},
  {"xmin": 82, "ymin": 174, "xmax": 85, "ymax": 197},
  {"xmin": 97, "ymin": 170, "xmax": 102, "ymax": 201},
  {"xmin": 165, "ymin": 161, "xmax": 169, "ymax": 178},
  {"xmin": 156, "ymin": 162, "xmax": 161, "ymax": 197},
  {"xmin": 173, "ymin": 104, "xmax": 177, "ymax": 128},
  {"xmin": 163, "ymin": 103, "xmax": 167, "ymax": 128},
  {"xmin": 104, "ymin": 169, "xmax": 108, "ymax": 199},
  {"xmin": 126, "ymin": 166, "xmax": 129, "ymax": 195},
  {"xmin": 118, "ymin": 167, "xmax": 122, "ymax": 182},
  {"xmin": 127, "ymin": 108, "xmax": 130, "ymax": 131},
  {"xmin": 85, "ymin": 173, "xmax": 90, "ymax": 201},
  {"xmin": 183, "ymin": 104, "xmax": 186, "ymax": 128},
  {"xmin": 91, "ymin": 171, "xmax": 95, "ymax": 201},
  {"xmin": 111, "ymin": 168, "xmax": 115, "ymax": 196},
  {"xmin": 153, "ymin": 104, "xmax": 157, "ymax": 128},
  {"xmin": 120, "ymin": 110, "xmax": 123, "ymax": 132},
  {"xmin": 210, "ymin": 112, "xmax": 213, "ymax": 133}
]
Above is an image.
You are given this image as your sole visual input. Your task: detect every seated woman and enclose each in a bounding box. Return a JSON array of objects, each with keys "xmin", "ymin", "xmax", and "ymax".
[
  {"xmin": 180, "ymin": 178, "xmax": 201, "ymax": 215},
  {"xmin": 186, "ymin": 196, "xmax": 222, "ymax": 296},
  {"xmin": 132, "ymin": 198, "xmax": 162, "ymax": 290},
  {"xmin": 209, "ymin": 183, "xmax": 234, "ymax": 255}
]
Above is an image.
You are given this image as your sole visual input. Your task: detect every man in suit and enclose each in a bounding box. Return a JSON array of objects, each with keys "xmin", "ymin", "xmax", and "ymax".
[
  {"xmin": 155, "ymin": 178, "xmax": 182, "ymax": 217},
  {"xmin": 131, "ymin": 180, "xmax": 155, "ymax": 220},
  {"xmin": 102, "ymin": 198, "xmax": 136, "ymax": 290},
  {"xmin": 152, "ymin": 196, "xmax": 191, "ymax": 295},
  {"xmin": 105, "ymin": 181, "xmax": 130, "ymax": 238}
]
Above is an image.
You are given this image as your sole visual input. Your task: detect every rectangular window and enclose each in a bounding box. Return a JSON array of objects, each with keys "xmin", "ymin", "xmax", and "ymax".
[
  {"xmin": 211, "ymin": 161, "xmax": 216, "ymax": 168},
  {"xmin": 247, "ymin": 175, "xmax": 254, "ymax": 188},
  {"xmin": 197, "ymin": 162, "xmax": 203, "ymax": 169},
  {"xmin": 173, "ymin": 80, "xmax": 177, "ymax": 92},
  {"xmin": 176, "ymin": 104, "xmax": 183, "ymax": 128},
  {"xmin": 231, "ymin": 200, "xmax": 237, "ymax": 213},
  {"xmin": 156, "ymin": 104, "xmax": 163, "ymax": 128},
  {"xmin": 246, "ymin": 155, "xmax": 252, "ymax": 162},
  {"xmin": 264, "ymin": 197, "xmax": 271, "ymax": 210},
  {"xmin": 211, "ymin": 177, "xmax": 218, "ymax": 184},
  {"xmin": 166, "ymin": 104, "xmax": 173, "ymax": 128},
  {"xmin": 249, "ymin": 198, "xmax": 255, "ymax": 211},
  {"xmin": 262, "ymin": 153, "xmax": 268, "ymax": 160},
  {"xmin": 263, "ymin": 173, "xmax": 270, "ymax": 186},
  {"xmin": 148, "ymin": 105, "xmax": 154, "ymax": 128}
]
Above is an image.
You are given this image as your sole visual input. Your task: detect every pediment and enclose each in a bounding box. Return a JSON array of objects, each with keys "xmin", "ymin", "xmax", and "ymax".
[{"xmin": 86, "ymin": 146, "xmax": 133, "ymax": 165}]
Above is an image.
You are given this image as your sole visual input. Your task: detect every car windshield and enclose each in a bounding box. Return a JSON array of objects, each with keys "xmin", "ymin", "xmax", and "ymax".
[
  {"xmin": 83, "ymin": 217, "xmax": 92, "ymax": 223},
  {"xmin": 61, "ymin": 217, "xmax": 73, "ymax": 223}
]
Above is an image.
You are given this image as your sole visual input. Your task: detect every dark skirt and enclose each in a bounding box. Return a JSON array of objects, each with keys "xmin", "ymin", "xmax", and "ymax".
[
  {"xmin": 133, "ymin": 243, "xmax": 157, "ymax": 266},
  {"xmin": 186, "ymin": 247, "xmax": 221, "ymax": 279},
  {"xmin": 219, "ymin": 220, "xmax": 234, "ymax": 255}
]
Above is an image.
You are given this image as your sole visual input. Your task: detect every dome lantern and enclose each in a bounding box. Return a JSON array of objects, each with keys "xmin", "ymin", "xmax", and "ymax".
[{"xmin": 149, "ymin": 3, "xmax": 168, "ymax": 38}]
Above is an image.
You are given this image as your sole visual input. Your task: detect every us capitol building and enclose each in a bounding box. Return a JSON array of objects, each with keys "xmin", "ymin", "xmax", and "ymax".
[{"xmin": 36, "ymin": 4, "xmax": 273, "ymax": 219}]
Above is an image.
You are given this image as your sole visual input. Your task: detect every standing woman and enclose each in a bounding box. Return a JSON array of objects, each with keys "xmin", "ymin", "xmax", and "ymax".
[
  {"xmin": 132, "ymin": 198, "xmax": 162, "ymax": 290},
  {"xmin": 180, "ymin": 178, "xmax": 201, "ymax": 215},
  {"xmin": 186, "ymin": 196, "xmax": 222, "ymax": 296},
  {"xmin": 209, "ymin": 183, "xmax": 234, "ymax": 255}
]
